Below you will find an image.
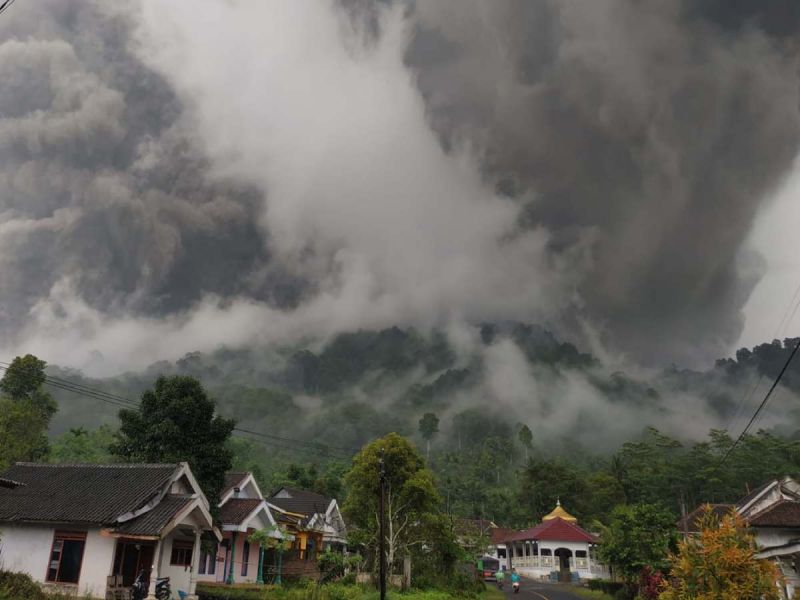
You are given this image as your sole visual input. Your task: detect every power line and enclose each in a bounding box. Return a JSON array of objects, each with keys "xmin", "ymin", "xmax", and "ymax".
[
  {"xmin": 724, "ymin": 278, "xmax": 800, "ymax": 433},
  {"xmin": 0, "ymin": 0, "xmax": 17, "ymax": 17},
  {"xmin": 716, "ymin": 336, "xmax": 800, "ymax": 470},
  {"xmin": 0, "ymin": 360, "xmax": 358, "ymax": 458}
]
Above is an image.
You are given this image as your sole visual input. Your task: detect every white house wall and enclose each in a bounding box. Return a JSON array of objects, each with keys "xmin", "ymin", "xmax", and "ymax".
[
  {"xmin": 0, "ymin": 524, "xmax": 116, "ymax": 599},
  {"xmin": 0, "ymin": 524, "xmax": 53, "ymax": 581},
  {"xmin": 158, "ymin": 533, "xmax": 196, "ymax": 598}
]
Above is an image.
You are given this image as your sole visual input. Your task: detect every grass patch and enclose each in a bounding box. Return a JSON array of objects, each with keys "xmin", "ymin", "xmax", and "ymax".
[
  {"xmin": 196, "ymin": 582, "xmax": 499, "ymax": 600},
  {"xmin": 561, "ymin": 585, "xmax": 615, "ymax": 600}
]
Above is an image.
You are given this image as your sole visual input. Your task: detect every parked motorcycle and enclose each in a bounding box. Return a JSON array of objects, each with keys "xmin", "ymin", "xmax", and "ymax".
[
  {"xmin": 131, "ymin": 571, "xmax": 148, "ymax": 600},
  {"xmin": 154, "ymin": 576, "xmax": 171, "ymax": 600}
]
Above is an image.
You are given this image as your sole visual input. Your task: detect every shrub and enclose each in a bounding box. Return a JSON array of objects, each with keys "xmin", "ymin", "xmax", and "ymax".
[
  {"xmin": 587, "ymin": 580, "xmax": 625, "ymax": 596},
  {"xmin": 0, "ymin": 572, "xmax": 46, "ymax": 600}
]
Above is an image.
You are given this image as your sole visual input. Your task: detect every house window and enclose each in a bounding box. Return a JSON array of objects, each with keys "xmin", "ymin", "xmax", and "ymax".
[
  {"xmin": 576, "ymin": 550, "xmax": 587, "ymax": 558},
  {"xmin": 170, "ymin": 541, "xmax": 194, "ymax": 567},
  {"xmin": 241, "ymin": 541, "xmax": 250, "ymax": 576},
  {"xmin": 46, "ymin": 531, "xmax": 87, "ymax": 584},
  {"xmin": 498, "ymin": 548, "xmax": 507, "ymax": 559},
  {"xmin": 540, "ymin": 549, "xmax": 552, "ymax": 556},
  {"xmin": 199, "ymin": 543, "xmax": 217, "ymax": 576}
]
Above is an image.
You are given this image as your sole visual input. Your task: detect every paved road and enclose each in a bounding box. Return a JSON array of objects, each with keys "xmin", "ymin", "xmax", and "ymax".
[{"xmin": 495, "ymin": 579, "xmax": 585, "ymax": 600}]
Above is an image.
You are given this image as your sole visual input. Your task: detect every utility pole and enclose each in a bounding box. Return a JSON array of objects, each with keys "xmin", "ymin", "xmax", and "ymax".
[{"xmin": 379, "ymin": 450, "xmax": 387, "ymax": 600}]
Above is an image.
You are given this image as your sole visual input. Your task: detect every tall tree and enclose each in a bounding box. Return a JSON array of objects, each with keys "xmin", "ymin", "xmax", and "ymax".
[
  {"xmin": 598, "ymin": 503, "xmax": 678, "ymax": 586},
  {"xmin": 343, "ymin": 433, "xmax": 441, "ymax": 576},
  {"xmin": 111, "ymin": 375, "xmax": 235, "ymax": 507},
  {"xmin": 518, "ymin": 424, "xmax": 533, "ymax": 463},
  {"xmin": 418, "ymin": 412, "xmax": 440, "ymax": 458},
  {"xmin": 0, "ymin": 354, "xmax": 57, "ymax": 468},
  {"xmin": 659, "ymin": 508, "xmax": 781, "ymax": 600}
]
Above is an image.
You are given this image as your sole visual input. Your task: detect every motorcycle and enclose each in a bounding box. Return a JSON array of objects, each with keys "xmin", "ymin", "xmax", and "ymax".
[
  {"xmin": 512, "ymin": 581, "xmax": 520, "ymax": 594},
  {"xmin": 131, "ymin": 571, "xmax": 148, "ymax": 600},
  {"xmin": 131, "ymin": 570, "xmax": 171, "ymax": 600},
  {"xmin": 154, "ymin": 576, "xmax": 171, "ymax": 600}
]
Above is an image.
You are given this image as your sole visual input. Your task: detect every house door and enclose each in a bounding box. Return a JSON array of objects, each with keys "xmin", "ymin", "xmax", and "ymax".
[{"xmin": 113, "ymin": 540, "xmax": 155, "ymax": 586}]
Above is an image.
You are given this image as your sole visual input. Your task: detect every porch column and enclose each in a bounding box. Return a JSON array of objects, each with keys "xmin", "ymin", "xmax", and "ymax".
[
  {"xmin": 256, "ymin": 544, "xmax": 265, "ymax": 585},
  {"xmin": 146, "ymin": 539, "xmax": 164, "ymax": 600},
  {"xmin": 188, "ymin": 527, "xmax": 201, "ymax": 598},
  {"xmin": 226, "ymin": 532, "xmax": 238, "ymax": 584}
]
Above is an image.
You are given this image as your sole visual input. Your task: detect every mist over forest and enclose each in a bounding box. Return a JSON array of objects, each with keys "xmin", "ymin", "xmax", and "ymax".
[{"xmin": 1, "ymin": 0, "xmax": 800, "ymax": 562}]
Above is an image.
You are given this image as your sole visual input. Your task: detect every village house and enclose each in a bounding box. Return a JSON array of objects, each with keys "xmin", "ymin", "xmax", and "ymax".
[
  {"xmin": 0, "ymin": 462, "xmax": 218, "ymax": 600},
  {"xmin": 266, "ymin": 486, "xmax": 348, "ymax": 579},
  {"xmin": 680, "ymin": 476, "xmax": 800, "ymax": 599},
  {"xmin": 505, "ymin": 501, "xmax": 608, "ymax": 581},
  {"xmin": 455, "ymin": 518, "xmax": 514, "ymax": 572},
  {"xmin": 197, "ymin": 472, "xmax": 288, "ymax": 586}
]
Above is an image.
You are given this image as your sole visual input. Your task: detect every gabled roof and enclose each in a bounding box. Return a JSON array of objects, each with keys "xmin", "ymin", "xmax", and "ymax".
[
  {"xmin": 736, "ymin": 480, "xmax": 779, "ymax": 513},
  {"xmin": 677, "ymin": 504, "xmax": 733, "ymax": 533},
  {"xmin": 222, "ymin": 472, "xmax": 250, "ymax": 497},
  {"xmin": 269, "ymin": 487, "xmax": 333, "ymax": 519},
  {"xmin": 112, "ymin": 495, "xmax": 194, "ymax": 536},
  {"xmin": 748, "ymin": 500, "xmax": 800, "ymax": 528},
  {"xmin": 0, "ymin": 463, "xmax": 180, "ymax": 525},
  {"xmin": 506, "ymin": 517, "xmax": 597, "ymax": 544},
  {"xmin": 220, "ymin": 499, "xmax": 264, "ymax": 526}
]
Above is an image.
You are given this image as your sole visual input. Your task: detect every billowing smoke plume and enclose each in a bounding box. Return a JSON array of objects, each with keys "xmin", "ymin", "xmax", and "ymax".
[{"xmin": 0, "ymin": 0, "xmax": 798, "ymax": 374}]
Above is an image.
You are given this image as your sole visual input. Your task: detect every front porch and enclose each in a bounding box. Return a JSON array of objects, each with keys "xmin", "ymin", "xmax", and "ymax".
[
  {"xmin": 105, "ymin": 496, "xmax": 218, "ymax": 600},
  {"xmin": 507, "ymin": 541, "xmax": 609, "ymax": 581}
]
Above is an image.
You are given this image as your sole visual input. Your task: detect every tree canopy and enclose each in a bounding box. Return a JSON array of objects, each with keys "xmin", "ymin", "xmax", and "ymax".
[
  {"xmin": 343, "ymin": 433, "xmax": 441, "ymax": 575},
  {"xmin": 598, "ymin": 503, "xmax": 678, "ymax": 583},
  {"xmin": 111, "ymin": 375, "xmax": 235, "ymax": 507},
  {"xmin": 0, "ymin": 355, "xmax": 57, "ymax": 468}
]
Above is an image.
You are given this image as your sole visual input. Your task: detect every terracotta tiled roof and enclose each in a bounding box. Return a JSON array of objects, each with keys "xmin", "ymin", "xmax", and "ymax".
[
  {"xmin": 748, "ymin": 500, "xmax": 800, "ymax": 527},
  {"xmin": 490, "ymin": 527, "xmax": 516, "ymax": 545},
  {"xmin": 219, "ymin": 498, "xmax": 263, "ymax": 526},
  {"xmin": 677, "ymin": 504, "xmax": 734, "ymax": 533},
  {"xmin": 0, "ymin": 463, "xmax": 179, "ymax": 526},
  {"xmin": 506, "ymin": 517, "xmax": 597, "ymax": 543}
]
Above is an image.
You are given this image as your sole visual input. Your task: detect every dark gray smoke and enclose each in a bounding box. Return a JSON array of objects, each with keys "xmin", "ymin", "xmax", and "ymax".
[
  {"xmin": 0, "ymin": 0, "xmax": 798, "ymax": 372},
  {"xmin": 406, "ymin": 0, "xmax": 800, "ymax": 364},
  {"xmin": 0, "ymin": 1, "xmax": 303, "ymax": 340}
]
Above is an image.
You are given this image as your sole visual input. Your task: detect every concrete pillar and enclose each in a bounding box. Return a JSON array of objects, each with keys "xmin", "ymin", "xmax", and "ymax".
[{"xmin": 226, "ymin": 532, "xmax": 238, "ymax": 585}]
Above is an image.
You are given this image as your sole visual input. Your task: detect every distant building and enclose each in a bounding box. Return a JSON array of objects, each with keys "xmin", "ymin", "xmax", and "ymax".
[
  {"xmin": 266, "ymin": 486, "xmax": 348, "ymax": 580},
  {"xmin": 504, "ymin": 501, "xmax": 608, "ymax": 581},
  {"xmin": 681, "ymin": 476, "xmax": 800, "ymax": 599},
  {"xmin": 198, "ymin": 471, "xmax": 288, "ymax": 586}
]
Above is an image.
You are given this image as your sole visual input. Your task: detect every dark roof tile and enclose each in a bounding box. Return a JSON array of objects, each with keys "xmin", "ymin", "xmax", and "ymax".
[
  {"xmin": 269, "ymin": 487, "xmax": 332, "ymax": 519},
  {"xmin": 113, "ymin": 495, "xmax": 193, "ymax": 536},
  {"xmin": 222, "ymin": 472, "xmax": 250, "ymax": 497},
  {"xmin": 748, "ymin": 500, "xmax": 800, "ymax": 527},
  {"xmin": 220, "ymin": 499, "xmax": 263, "ymax": 526},
  {"xmin": 0, "ymin": 463, "xmax": 179, "ymax": 526}
]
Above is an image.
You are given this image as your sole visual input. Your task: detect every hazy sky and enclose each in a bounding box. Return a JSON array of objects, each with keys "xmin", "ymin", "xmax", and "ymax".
[{"xmin": 0, "ymin": 0, "xmax": 798, "ymax": 375}]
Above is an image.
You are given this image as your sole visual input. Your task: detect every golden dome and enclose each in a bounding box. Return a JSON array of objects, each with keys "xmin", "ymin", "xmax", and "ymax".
[{"xmin": 542, "ymin": 499, "xmax": 577, "ymax": 523}]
